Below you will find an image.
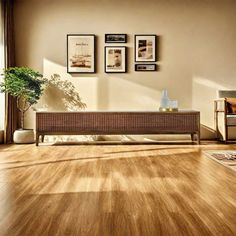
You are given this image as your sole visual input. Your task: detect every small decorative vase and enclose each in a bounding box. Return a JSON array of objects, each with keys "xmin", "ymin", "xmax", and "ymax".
[{"xmin": 160, "ymin": 89, "xmax": 170, "ymax": 110}]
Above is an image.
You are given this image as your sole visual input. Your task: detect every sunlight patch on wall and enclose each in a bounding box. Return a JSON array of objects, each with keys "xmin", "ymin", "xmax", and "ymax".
[
  {"xmin": 107, "ymin": 76, "xmax": 161, "ymax": 111},
  {"xmin": 193, "ymin": 77, "xmax": 228, "ymax": 91},
  {"xmin": 42, "ymin": 58, "xmax": 98, "ymax": 110},
  {"xmin": 192, "ymin": 76, "xmax": 229, "ymax": 137},
  {"xmin": 41, "ymin": 58, "xmax": 162, "ymax": 113}
]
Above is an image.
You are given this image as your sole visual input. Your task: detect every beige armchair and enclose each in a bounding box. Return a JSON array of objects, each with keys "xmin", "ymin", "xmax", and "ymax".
[{"xmin": 214, "ymin": 91, "xmax": 236, "ymax": 143}]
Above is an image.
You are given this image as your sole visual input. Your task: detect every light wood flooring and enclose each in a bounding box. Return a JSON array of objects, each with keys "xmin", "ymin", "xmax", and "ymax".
[{"xmin": 0, "ymin": 142, "xmax": 235, "ymax": 236}]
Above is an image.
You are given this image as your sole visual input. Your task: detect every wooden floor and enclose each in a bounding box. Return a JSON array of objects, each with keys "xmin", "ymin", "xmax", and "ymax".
[{"xmin": 0, "ymin": 142, "xmax": 235, "ymax": 236}]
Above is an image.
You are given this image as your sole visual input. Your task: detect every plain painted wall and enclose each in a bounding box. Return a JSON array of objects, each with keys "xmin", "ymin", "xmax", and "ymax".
[{"xmin": 14, "ymin": 0, "xmax": 236, "ymax": 139}]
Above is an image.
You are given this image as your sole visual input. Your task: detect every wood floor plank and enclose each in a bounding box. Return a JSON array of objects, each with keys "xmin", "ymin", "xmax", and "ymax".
[{"xmin": 0, "ymin": 142, "xmax": 235, "ymax": 235}]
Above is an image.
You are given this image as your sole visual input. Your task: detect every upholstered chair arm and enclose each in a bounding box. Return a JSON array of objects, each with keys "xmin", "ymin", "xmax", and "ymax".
[{"xmin": 214, "ymin": 98, "xmax": 226, "ymax": 113}]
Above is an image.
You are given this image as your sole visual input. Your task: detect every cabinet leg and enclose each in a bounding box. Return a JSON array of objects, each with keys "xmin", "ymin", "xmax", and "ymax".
[
  {"xmin": 225, "ymin": 126, "xmax": 228, "ymax": 144},
  {"xmin": 191, "ymin": 133, "xmax": 194, "ymax": 141},
  {"xmin": 197, "ymin": 132, "xmax": 200, "ymax": 145},
  {"xmin": 36, "ymin": 134, "xmax": 39, "ymax": 146}
]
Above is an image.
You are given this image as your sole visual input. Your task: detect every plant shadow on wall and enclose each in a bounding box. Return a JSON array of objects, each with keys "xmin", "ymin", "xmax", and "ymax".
[{"xmin": 37, "ymin": 74, "xmax": 86, "ymax": 111}]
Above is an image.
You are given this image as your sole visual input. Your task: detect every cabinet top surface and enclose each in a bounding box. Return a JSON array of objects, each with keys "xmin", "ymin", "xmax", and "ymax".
[{"xmin": 36, "ymin": 110, "xmax": 200, "ymax": 114}]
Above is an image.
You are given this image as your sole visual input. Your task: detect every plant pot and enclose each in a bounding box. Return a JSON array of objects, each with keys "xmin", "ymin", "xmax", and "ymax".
[{"xmin": 13, "ymin": 129, "xmax": 35, "ymax": 144}]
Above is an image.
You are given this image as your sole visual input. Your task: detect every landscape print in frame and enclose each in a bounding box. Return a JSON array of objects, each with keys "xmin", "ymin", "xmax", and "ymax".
[
  {"xmin": 67, "ymin": 34, "xmax": 95, "ymax": 73},
  {"xmin": 105, "ymin": 34, "xmax": 127, "ymax": 43},
  {"xmin": 135, "ymin": 34, "xmax": 157, "ymax": 62}
]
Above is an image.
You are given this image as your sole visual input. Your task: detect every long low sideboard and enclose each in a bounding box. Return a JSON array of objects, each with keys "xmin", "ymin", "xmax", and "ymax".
[{"xmin": 36, "ymin": 111, "xmax": 200, "ymax": 146}]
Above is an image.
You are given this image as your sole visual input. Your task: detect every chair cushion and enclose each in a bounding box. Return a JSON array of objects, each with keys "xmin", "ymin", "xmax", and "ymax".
[
  {"xmin": 227, "ymin": 114, "xmax": 236, "ymax": 126},
  {"xmin": 226, "ymin": 98, "xmax": 236, "ymax": 113}
]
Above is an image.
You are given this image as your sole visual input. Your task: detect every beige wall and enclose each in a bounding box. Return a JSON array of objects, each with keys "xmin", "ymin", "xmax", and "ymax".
[{"xmin": 14, "ymin": 0, "xmax": 236, "ymax": 139}]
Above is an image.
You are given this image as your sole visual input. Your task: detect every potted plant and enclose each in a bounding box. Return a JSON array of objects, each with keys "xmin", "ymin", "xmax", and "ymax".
[{"xmin": 0, "ymin": 67, "xmax": 46, "ymax": 143}]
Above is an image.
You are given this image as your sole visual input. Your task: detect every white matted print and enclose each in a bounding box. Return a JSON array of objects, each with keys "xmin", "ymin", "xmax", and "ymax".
[
  {"xmin": 67, "ymin": 34, "xmax": 95, "ymax": 73},
  {"xmin": 135, "ymin": 35, "xmax": 156, "ymax": 62},
  {"xmin": 105, "ymin": 46, "xmax": 127, "ymax": 73}
]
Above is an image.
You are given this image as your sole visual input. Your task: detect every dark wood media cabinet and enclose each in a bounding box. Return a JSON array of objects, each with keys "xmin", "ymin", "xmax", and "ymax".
[{"xmin": 36, "ymin": 111, "xmax": 200, "ymax": 146}]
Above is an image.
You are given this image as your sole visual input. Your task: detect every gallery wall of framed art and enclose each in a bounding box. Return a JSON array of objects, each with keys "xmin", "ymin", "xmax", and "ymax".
[
  {"xmin": 67, "ymin": 34, "xmax": 96, "ymax": 73},
  {"xmin": 66, "ymin": 33, "xmax": 158, "ymax": 74}
]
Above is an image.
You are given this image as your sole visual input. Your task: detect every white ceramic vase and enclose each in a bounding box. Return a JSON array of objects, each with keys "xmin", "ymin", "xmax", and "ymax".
[{"xmin": 160, "ymin": 89, "xmax": 170, "ymax": 108}]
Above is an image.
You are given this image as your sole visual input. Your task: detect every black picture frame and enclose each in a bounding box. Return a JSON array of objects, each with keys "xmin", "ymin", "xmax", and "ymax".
[
  {"xmin": 105, "ymin": 34, "xmax": 127, "ymax": 43},
  {"xmin": 67, "ymin": 34, "xmax": 96, "ymax": 73},
  {"xmin": 105, "ymin": 46, "xmax": 127, "ymax": 73},
  {"xmin": 134, "ymin": 34, "xmax": 157, "ymax": 62},
  {"xmin": 135, "ymin": 64, "xmax": 157, "ymax": 72}
]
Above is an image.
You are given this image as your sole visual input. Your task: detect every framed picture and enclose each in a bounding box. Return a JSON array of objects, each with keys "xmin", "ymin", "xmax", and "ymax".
[
  {"xmin": 135, "ymin": 35, "xmax": 157, "ymax": 62},
  {"xmin": 67, "ymin": 34, "xmax": 95, "ymax": 73},
  {"xmin": 105, "ymin": 34, "xmax": 127, "ymax": 43},
  {"xmin": 105, "ymin": 46, "xmax": 127, "ymax": 73},
  {"xmin": 135, "ymin": 64, "xmax": 157, "ymax": 71}
]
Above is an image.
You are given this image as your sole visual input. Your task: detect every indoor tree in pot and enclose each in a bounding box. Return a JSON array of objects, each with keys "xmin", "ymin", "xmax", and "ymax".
[{"xmin": 0, "ymin": 67, "xmax": 46, "ymax": 143}]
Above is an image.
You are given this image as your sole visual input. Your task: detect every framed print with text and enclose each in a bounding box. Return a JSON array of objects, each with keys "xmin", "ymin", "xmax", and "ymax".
[
  {"xmin": 105, "ymin": 46, "xmax": 127, "ymax": 73},
  {"xmin": 67, "ymin": 34, "xmax": 95, "ymax": 73}
]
